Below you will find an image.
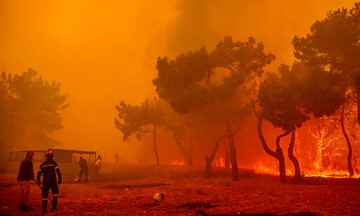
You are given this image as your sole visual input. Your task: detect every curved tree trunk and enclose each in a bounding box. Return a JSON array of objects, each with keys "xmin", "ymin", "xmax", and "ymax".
[
  {"xmin": 340, "ymin": 105, "xmax": 354, "ymax": 177},
  {"xmin": 226, "ymin": 122, "xmax": 239, "ymax": 181},
  {"xmin": 204, "ymin": 156, "xmax": 212, "ymax": 179},
  {"xmin": 357, "ymin": 92, "xmax": 360, "ymax": 126},
  {"xmin": 172, "ymin": 131, "xmax": 193, "ymax": 166},
  {"xmin": 276, "ymin": 131, "xmax": 290, "ymax": 183},
  {"xmin": 355, "ymin": 93, "xmax": 360, "ymax": 183},
  {"xmin": 153, "ymin": 124, "xmax": 160, "ymax": 166},
  {"xmin": 204, "ymin": 135, "xmax": 223, "ymax": 179},
  {"xmin": 204, "ymin": 128, "xmax": 241, "ymax": 179},
  {"xmin": 254, "ymin": 104, "xmax": 289, "ymax": 183},
  {"xmin": 288, "ymin": 130, "xmax": 301, "ymax": 183},
  {"xmin": 224, "ymin": 140, "xmax": 230, "ymax": 168}
]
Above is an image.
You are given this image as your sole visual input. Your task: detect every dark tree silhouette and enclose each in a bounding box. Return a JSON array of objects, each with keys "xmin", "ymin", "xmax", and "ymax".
[
  {"xmin": 153, "ymin": 36, "xmax": 274, "ymax": 181},
  {"xmin": 255, "ymin": 64, "xmax": 307, "ymax": 183},
  {"xmin": 255, "ymin": 62, "xmax": 345, "ymax": 183},
  {"xmin": 292, "ymin": 4, "xmax": 358, "ymax": 176},
  {"xmin": 0, "ymin": 72, "xmax": 13, "ymax": 152},
  {"xmin": 0, "ymin": 69, "xmax": 69, "ymax": 152},
  {"xmin": 340, "ymin": 103, "xmax": 355, "ymax": 177},
  {"xmin": 168, "ymin": 122, "xmax": 194, "ymax": 166},
  {"xmin": 115, "ymin": 98, "xmax": 165, "ymax": 166}
]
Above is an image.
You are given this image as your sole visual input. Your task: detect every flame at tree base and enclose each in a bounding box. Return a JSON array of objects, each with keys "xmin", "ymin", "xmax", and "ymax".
[{"xmin": 250, "ymin": 162, "xmax": 359, "ymax": 179}]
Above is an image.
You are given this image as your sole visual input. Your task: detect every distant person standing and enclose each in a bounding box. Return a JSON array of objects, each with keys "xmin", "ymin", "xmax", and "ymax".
[
  {"xmin": 77, "ymin": 156, "xmax": 88, "ymax": 183},
  {"xmin": 37, "ymin": 150, "xmax": 62, "ymax": 214},
  {"xmin": 94, "ymin": 155, "xmax": 102, "ymax": 177},
  {"xmin": 17, "ymin": 151, "xmax": 35, "ymax": 211}
]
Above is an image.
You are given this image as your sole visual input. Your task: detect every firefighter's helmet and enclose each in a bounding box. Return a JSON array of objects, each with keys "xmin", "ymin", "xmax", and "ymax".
[{"xmin": 46, "ymin": 150, "xmax": 54, "ymax": 158}]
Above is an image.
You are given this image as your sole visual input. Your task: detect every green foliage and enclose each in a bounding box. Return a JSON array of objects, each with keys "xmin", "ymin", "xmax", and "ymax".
[{"xmin": 115, "ymin": 98, "xmax": 165, "ymax": 141}]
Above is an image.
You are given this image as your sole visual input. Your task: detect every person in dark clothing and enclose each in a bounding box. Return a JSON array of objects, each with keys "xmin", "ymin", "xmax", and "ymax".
[
  {"xmin": 37, "ymin": 150, "xmax": 62, "ymax": 214},
  {"xmin": 17, "ymin": 151, "xmax": 35, "ymax": 211},
  {"xmin": 77, "ymin": 156, "xmax": 88, "ymax": 183}
]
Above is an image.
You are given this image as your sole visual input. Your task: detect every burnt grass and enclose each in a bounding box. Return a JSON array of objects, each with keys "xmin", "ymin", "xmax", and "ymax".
[
  {"xmin": 103, "ymin": 182, "xmax": 171, "ymax": 189},
  {"xmin": 0, "ymin": 166, "xmax": 359, "ymax": 215}
]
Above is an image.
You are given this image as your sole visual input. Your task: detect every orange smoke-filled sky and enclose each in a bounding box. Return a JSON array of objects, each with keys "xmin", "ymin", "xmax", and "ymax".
[{"xmin": 0, "ymin": 0, "xmax": 357, "ymax": 161}]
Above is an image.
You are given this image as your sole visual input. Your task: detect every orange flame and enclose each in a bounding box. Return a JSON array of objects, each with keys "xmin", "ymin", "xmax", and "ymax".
[
  {"xmin": 213, "ymin": 157, "xmax": 225, "ymax": 168},
  {"xmin": 252, "ymin": 161, "xmax": 293, "ymax": 176},
  {"xmin": 171, "ymin": 160, "xmax": 185, "ymax": 166}
]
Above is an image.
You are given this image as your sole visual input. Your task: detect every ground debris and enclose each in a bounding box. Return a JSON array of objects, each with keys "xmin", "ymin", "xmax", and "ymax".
[
  {"xmin": 177, "ymin": 202, "xmax": 220, "ymax": 209},
  {"xmin": 142, "ymin": 202, "xmax": 160, "ymax": 207}
]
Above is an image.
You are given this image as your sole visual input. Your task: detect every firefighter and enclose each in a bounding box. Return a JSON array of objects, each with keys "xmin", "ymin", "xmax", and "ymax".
[
  {"xmin": 37, "ymin": 150, "xmax": 62, "ymax": 214},
  {"xmin": 17, "ymin": 151, "xmax": 35, "ymax": 211},
  {"xmin": 77, "ymin": 156, "xmax": 89, "ymax": 183}
]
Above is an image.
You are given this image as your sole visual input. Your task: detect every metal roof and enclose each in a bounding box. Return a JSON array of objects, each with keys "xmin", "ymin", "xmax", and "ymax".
[{"xmin": 8, "ymin": 148, "xmax": 96, "ymax": 154}]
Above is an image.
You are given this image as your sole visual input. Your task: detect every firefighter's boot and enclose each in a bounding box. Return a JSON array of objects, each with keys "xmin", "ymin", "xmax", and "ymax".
[
  {"xmin": 51, "ymin": 196, "xmax": 58, "ymax": 212},
  {"xmin": 42, "ymin": 200, "xmax": 47, "ymax": 214}
]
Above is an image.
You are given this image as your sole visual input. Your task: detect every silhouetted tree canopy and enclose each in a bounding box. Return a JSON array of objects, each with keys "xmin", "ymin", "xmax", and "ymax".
[
  {"xmin": 258, "ymin": 63, "xmax": 308, "ymax": 131},
  {"xmin": 256, "ymin": 61, "xmax": 347, "ymax": 182},
  {"xmin": 0, "ymin": 69, "xmax": 69, "ymax": 151},
  {"xmin": 115, "ymin": 98, "xmax": 166, "ymax": 165},
  {"xmin": 115, "ymin": 98, "xmax": 165, "ymax": 141},
  {"xmin": 258, "ymin": 62, "xmax": 346, "ymax": 131},
  {"xmin": 153, "ymin": 36, "xmax": 274, "ymax": 115},
  {"xmin": 292, "ymin": 2, "xmax": 359, "ymax": 120},
  {"xmin": 153, "ymin": 36, "xmax": 274, "ymax": 180}
]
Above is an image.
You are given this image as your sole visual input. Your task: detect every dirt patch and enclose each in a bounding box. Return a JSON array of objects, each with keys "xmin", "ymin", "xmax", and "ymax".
[
  {"xmin": 103, "ymin": 182, "xmax": 171, "ymax": 189},
  {"xmin": 178, "ymin": 202, "xmax": 221, "ymax": 209},
  {"xmin": 1, "ymin": 167, "xmax": 360, "ymax": 215},
  {"xmin": 142, "ymin": 202, "xmax": 160, "ymax": 207},
  {"xmin": 207, "ymin": 213, "xmax": 319, "ymax": 216}
]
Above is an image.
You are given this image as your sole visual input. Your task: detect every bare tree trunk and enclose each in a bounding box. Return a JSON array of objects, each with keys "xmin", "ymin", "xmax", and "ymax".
[
  {"xmin": 356, "ymin": 93, "xmax": 360, "ymax": 183},
  {"xmin": 204, "ymin": 135, "xmax": 223, "ymax": 179},
  {"xmin": 173, "ymin": 132, "xmax": 193, "ymax": 166},
  {"xmin": 189, "ymin": 138, "xmax": 193, "ymax": 165},
  {"xmin": 340, "ymin": 105, "xmax": 354, "ymax": 177},
  {"xmin": 276, "ymin": 131, "xmax": 290, "ymax": 183},
  {"xmin": 204, "ymin": 156, "xmax": 212, "ymax": 179},
  {"xmin": 254, "ymin": 104, "xmax": 288, "ymax": 183},
  {"xmin": 204, "ymin": 128, "xmax": 241, "ymax": 179},
  {"xmin": 357, "ymin": 92, "xmax": 360, "ymax": 126},
  {"xmin": 226, "ymin": 122, "xmax": 239, "ymax": 181},
  {"xmin": 154, "ymin": 124, "xmax": 160, "ymax": 166},
  {"xmin": 255, "ymin": 116, "xmax": 278, "ymax": 158},
  {"xmin": 224, "ymin": 140, "xmax": 230, "ymax": 168},
  {"xmin": 288, "ymin": 130, "xmax": 301, "ymax": 183}
]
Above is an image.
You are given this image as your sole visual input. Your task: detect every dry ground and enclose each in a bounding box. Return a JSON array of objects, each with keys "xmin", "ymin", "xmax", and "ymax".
[{"xmin": 0, "ymin": 166, "xmax": 359, "ymax": 216}]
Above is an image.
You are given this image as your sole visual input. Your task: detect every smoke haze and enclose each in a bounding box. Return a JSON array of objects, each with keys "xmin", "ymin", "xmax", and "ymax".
[{"xmin": 0, "ymin": 0, "xmax": 357, "ymax": 163}]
